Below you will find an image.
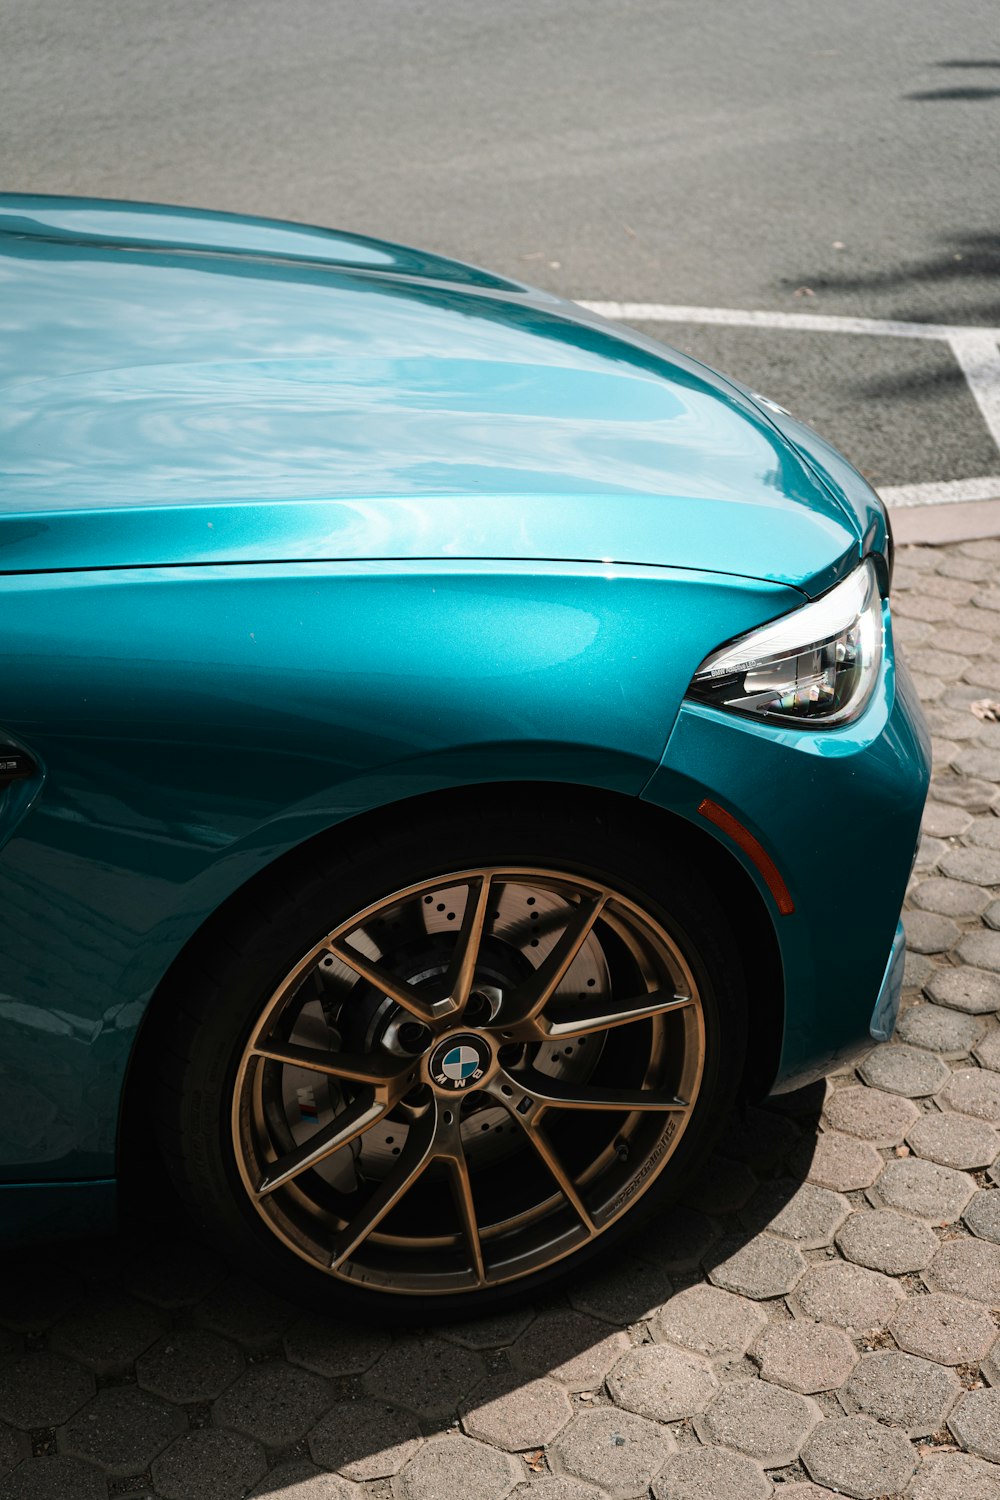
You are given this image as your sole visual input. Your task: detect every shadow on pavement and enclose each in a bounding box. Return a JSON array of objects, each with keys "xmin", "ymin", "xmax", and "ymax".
[{"xmin": 0, "ymin": 1089, "xmax": 824, "ymax": 1497}]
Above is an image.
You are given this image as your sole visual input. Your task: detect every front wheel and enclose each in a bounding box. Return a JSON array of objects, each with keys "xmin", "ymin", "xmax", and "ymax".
[{"xmin": 154, "ymin": 795, "xmax": 747, "ymax": 1318}]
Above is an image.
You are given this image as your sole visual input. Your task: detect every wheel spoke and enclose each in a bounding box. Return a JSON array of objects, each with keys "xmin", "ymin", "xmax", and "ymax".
[
  {"xmin": 503, "ymin": 1066, "xmax": 688, "ymax": 1114},
  {"xmin": 252, "ymin": 1041, "xmax": 415, "ymax": 1090},
  {"xmin": 526, "ymin": 989, "xmax": 694, "ymax": 1041},
  {"xmin": 327, "ymin": 940, "xmax": 456, "ymax": 1021},
  {"xmin": 500, "ymin": 892, "xmax": 607, "ymax": 1026},
  {"xmin": 257, "ymin": 1093, "xmax": 385, "ymax": 1196},
  {"xmin": 443, "ymin": 875, "xmax": 493, "ymax": 1011},
  {"xmin": 329, "ymin": 1108, "xmax": 438, "ymax": 1270},
  {"xmin": 445, "ymin": 1149, "xmax": 487, "ymax": 1285},
  {"xmin": 518, "ymin": 1121, "xmax": 596, "ymax": 1234}
]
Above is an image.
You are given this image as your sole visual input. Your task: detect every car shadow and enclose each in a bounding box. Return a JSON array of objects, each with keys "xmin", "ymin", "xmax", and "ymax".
[{"xmin": 0, "ymin": 1086, "xmax": 826, "ymax": 1494}]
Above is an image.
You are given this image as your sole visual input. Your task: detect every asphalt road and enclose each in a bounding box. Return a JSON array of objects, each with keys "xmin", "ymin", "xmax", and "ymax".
[{"xmin": 2, "ymin": 0, "xmax": 999, "ymax": 486}]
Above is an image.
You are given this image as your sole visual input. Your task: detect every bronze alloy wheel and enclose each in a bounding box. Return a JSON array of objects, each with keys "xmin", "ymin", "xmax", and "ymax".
[{"xmin": 231, "ymin": 867, "xmax": 706, "ymax": 1295}]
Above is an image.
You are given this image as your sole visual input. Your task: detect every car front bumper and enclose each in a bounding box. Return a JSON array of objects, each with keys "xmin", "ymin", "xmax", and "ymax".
[{"xmin": 642, "ymin": 607, "xmax": 930, "ymax": 1092}]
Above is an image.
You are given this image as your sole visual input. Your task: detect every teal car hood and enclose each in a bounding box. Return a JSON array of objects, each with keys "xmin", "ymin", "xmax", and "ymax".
[{"xmin": 0, "ymin": 196, "xmax": 862, "ymax": 591}]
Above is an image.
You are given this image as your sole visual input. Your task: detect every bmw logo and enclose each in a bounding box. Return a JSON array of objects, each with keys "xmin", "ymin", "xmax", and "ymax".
[{"xmin": 429, "ymin": 1033, "xmax": 492, "ymax": 1092}]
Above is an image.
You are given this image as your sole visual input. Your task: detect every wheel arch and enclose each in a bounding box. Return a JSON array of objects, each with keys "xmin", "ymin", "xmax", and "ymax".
[{"xmin": 117, "ymin": 779, "xmax": 785, "ymax": 1190}]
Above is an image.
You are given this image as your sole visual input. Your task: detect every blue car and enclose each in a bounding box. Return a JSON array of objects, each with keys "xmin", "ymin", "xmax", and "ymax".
[{"xmin": 0, "ymin": 196, "xmax": 929, "ymax": 1315}]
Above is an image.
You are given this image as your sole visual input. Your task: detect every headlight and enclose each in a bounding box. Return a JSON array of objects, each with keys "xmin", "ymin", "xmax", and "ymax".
[{"xmin": 688, "ymin": 559, "xmax": 882, "ymax": 726}]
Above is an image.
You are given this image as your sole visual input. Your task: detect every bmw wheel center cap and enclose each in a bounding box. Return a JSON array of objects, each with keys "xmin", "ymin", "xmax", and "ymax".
[{"xmin": 429, "ymin": 1033, "xmax": 493, "ymax": 1092}]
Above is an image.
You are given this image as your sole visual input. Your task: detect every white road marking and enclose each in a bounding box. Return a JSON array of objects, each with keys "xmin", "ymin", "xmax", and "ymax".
[
  {"xmin": 579, "ymin": 300, "xmax": 1000, "ymax": 506},
  {"xmin": 578, "ymin": 302, "xmax": 1000, "ymax": 344},
  {"xmin": 949, "ymin": 332, "xmax": 1000, "ymax": 454},
  {"xmin": 879, "ymin": 477, "xmax": 1000, "ymax": 509}
]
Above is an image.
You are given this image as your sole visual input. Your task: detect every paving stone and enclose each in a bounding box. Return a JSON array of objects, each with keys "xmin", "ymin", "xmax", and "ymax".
[
  {"xmin": 651, "ymin": 1447, "xmax": 772, "ymax": 1500},
  {"xmin": 58, "ymin": 1383, "xmax": 185, "ymax": 1476},
  {"xmin": 915, "ymin": 833, "xmax": 948, "ymax": 871},
  {"xmin": 903, "ymin": 909, "xmax": 962, "ymax": 954},
  {"xmin": 967, "ymin": 660, "xmax": 1000, "ymax": 693},
  {"xmin": 0, "ymin": 1424, "xmax": 26, "ymax": 1479},
  {"xmin": 441, "ymin": 1309, "xmax": 535, "ymax": 1350},
  {"xmin": 136, "ymin": 1328, "xmax": 244, "ymax": 1403},
  {"xmin": 890, "ymin": 1290, "xmax": 998, "ymax": 1364},
  {"xmin": 941, "ymin": 846, "xmax": 1000, "ymax": 885},
  {"xmin": 975, "ymin": 1029, "xmax": 1000, "ymax": 1070},
  {"xmin": 739, "ymin": 1180, "xmax": 850, "ymax": 1248},
  {"xmin": 606, "ymin": 1343, "xmax": 718, "ymax": 1422},
  {"xmin": 940, "ymin": 1067, "xmax": 1000, "ymax": 1122},
  {"xmin": 986, "ymin": 900, "xmax": 1000, "ymax": 930},
  {"xmin": 925, "ymin": 1237, "xmax": 1000, "ymax": 1303},
  {"xmin": 842, "ymin": 1349, "xmax": 960, "ymax": 1436},
  {"xmin": 970, "ymin": 816, "xmax": 1000, "ymax": 851},
  {"xmin": 898, "ymin": 1004, "xmax": 987, "ymax": 1056},
  {"xmin": 152, "ymin": 1429, "xmax": 268, "ymax": 1500},
  {"xmin": 510, "ymin": 1309, "xmax": 628, "ymax": 1392},
  {"xmin": 801, "ymin": 1414, "xmax": 916, "ymax": 1499},
  {"xmin": 650, "ymin": 1284, "xmax": 767, "ymax": 1361},
  {"xmin": 791, "ymin": 1262, "xmax": 903, "ymax": 1331},
  {"xmin": 247, "ymin": 1461, "xmax": 362, "ymax": 1499},
  {"xmin": 633, "ymin": 1207, "xmax": 719, "ymax": 1272},
  {"xmin": 949, "ymin": 1388, "xmax": 1000, "ymax": 1464},
  {"xmin": 872, "ymin": 1156, "xmax": 976, "ymax": 1221},
  {"xmin": 910, "ymin": 1451, "xmax": 1000, "ymax": 1500},
  {"xmin": 705, "ymin": 1232, "xmax": 806, "ymax": 1299},
  {"xmin": 753, "ymin": 1320, "xmax": 858, "ymax": 1393},
  {"xmin": 958, "ymin": 931, "xmax": 1000, "ymax": 974},
  {"xmin": 858, "ymin": 1043, "xmax": 950, "ymax": 1097},
  {"xmin": 569, "ymin": 1254, "xmax": 673, "ymax": 1326},
  {"xmin": 461, "ymin": 1372, "xmax": 572, "ymax": 1450},
  {"xmin": 194, "ymin": 1275, "xmax": 299, "ymax": 1351},
  {"xmin": 931, "ymin": 776, "xmax": 999, "ymax": 813},
  {"xmin": 717, "ymin": 1105, "xmax": 801, "ymax": 1171},
  {"xmin": 365, "ymin": 1333, "xmax": 485, "ymax": 1417},
  {"xmin": 927, "ymin": 966, "xmax": 1000, "ymax": 1015},
  {"xmin": 936, "ymin": 551, "xmax": 997, "ymax": 581},
  {"xmin": 0, "ymin": 1350, "xmax": 95, "ymax": 1428},
  {"xmin": 796, "ymin": 1130, "xmax": 883, "ymax": 1191},
  {"xmin": 682, "ymin": 1155, "xmax": 757, "ymax": 1214},
  {"xmin": 284, "ymin": 1314, "xmax": 391, "ymax": 1374},
  {"xmin": 896, "ymin": 591, "xmax": 956, "ymax": 622},
  {"xmin": 514, "ymin": 1481, "xmax": 606, "ymax": 1500},
  {"xmin": 835, "ymin": 1207, "xmax": 939, "ymax": 1274},
  {"xmin": 961, "ymin": 539, "xmax": 1000, "ymax": 560},
  {"xmin": 123, "ymin": 1236, "xmax": 226, "ymax": 1309},
  {"xmin": 907, "ymin": 1111, "xmax": 1000, "ymax": 1169},
  {"xmin": 766, "ymin": 1486, "xmax": 839, "ymax": 1500},
  {"xmin": 955, "ymin": 747, "xmax": 1000, "ymax": 782},
  {"xmin": 0, "ymin": 1455, "xmax": 106, "ymax": 1500},
  {"xmin": 965, "ymin": 1188, "xmax": 1000, "ymax": 1242},
  {"xmin": 904, "ymin": 949, "xmax": 937, "ymax": 990},
  {"xmin": 923, "ymin": 802, "xmax": 975, "ymax": 838},
  {"xmin": 395, "ymin": 1435, "xmax": 519, "ymax": 1500},
  {"xmin": 984, "ymin": 1341, "xmax": 1000, "ymax": 1386},
  {"xmin": 911, "ymin": 876, "xmax": 990, "ymax": 918},
  {"xmin": 309, "ymin": 1400, "xmax": 423, "ymax": 1480},
  {"xmin": 823, "ymin": 1085, "xmax": 918, "ymax": 1145},
  {"xmin": 695, "ymin": 1378, "xmax": 819, "ymax": 1468},
  {"xmin": 48, "ymin": 1292, "xmax": 163, "ymax": 1375},
  {"xmin": 548, "ymin": 1407, "xmax": 675, "ymax": 1500},
  {"xmin": 214, "ymin": 1358, "xmax": 331, "ymax": 1445}
]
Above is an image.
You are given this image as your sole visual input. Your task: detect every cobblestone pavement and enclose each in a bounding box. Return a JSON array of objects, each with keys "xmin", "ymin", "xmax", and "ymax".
[{"xmin": 3, "ymin": 537, "xmax": 1000, "ymax": 1500}]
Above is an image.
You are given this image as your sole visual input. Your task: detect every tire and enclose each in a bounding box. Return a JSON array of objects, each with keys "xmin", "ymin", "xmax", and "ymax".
[{"xmin": 153, "ymin": 790, "xmax": 747, "ymax": 1320}]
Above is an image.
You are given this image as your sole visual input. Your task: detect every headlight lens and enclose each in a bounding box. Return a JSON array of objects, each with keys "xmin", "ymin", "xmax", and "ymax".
[{"xmin": 688, "ymin": 559, "xmax": 882, "ymax": 726}]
